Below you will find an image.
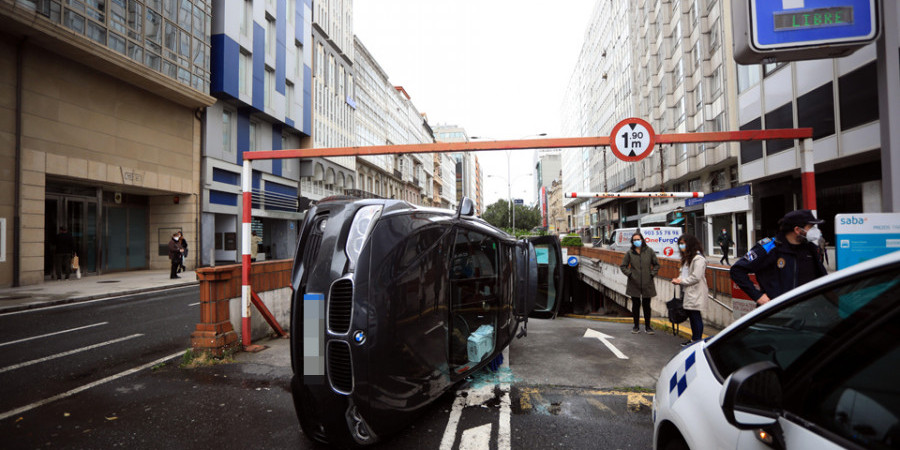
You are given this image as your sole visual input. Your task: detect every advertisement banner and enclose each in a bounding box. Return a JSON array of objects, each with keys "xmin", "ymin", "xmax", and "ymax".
[{"xmin": 835, "ymin": 213, "xmax": 900, "ymax": 270}]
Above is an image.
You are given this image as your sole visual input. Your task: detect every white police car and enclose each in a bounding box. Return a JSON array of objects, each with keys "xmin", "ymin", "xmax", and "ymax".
[{"xmin": 653, "ymin": 250, "xmax": 900, "ymax": 450}]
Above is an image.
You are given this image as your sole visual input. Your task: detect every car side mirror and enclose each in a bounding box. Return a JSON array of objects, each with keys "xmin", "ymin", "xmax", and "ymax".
[
  {"xmin": 720, "ymin": 361, "xmax": 783, "ymax": 430},
  {"xmin": 456, "ymin": 198, "xmax": 476, "ymax": 218}
]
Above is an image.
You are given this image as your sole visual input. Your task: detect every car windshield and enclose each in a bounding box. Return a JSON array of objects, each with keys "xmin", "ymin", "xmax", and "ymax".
[{"xmin": 707, "ymin": 268, "xmax": 900, "ymax": 381}]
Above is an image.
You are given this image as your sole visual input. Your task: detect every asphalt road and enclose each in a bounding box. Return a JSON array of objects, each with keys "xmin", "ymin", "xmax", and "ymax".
[{"xmin": 1, "ymin": 295, "xmax": 683, "ymax": 449}]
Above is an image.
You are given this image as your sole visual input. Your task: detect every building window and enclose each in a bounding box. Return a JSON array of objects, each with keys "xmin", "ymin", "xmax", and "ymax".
[
  {"xmin": 249, "ymin": 121, "xmax": 258, "ymax": 152},
  {"xmin": 740, "ymin": 118, "xmax": 763, "ymax": 163},
  {"xmin": 265, "ymin": 67, "xmax": 274, "ymax": 110},
  {"xmin": 286, "ymin": 81, "xmax": 294, "ymax": 119},
  {"xmin": 737, "ymin": 64, "xmax": 761, "ymax": 93},
  {"xmin": 223, "ymin": 109, "xmax": 233, "ymax": 154},
  {"xmin": 266, "ymin": 16, "xmax": 276, "ymax": 58},
  {"xmin": 798, "ymin": 82, "xmax": 835, "ymax": 140},
  {"xmin": 241, "ymin": 0, "xmax": 252, "ymax": 37},
  {"xmin": 239, "ymin": 50, "xmax": 252, "ymax": 97},
  {"xmin": 839, "ymin": 62, "xmax": 879, "ymax": 131},
  {"xmin": 765, "ymin": 102, "xmax": 794, "ymax": 155}
]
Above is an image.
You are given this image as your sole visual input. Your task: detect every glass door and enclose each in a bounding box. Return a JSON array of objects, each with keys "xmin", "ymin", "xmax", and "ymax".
[{"xmin": 65, "ymin": 198, "xmax": 99, "ymax": 274}]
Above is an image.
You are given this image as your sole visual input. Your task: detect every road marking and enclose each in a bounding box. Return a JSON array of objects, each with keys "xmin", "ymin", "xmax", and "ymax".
[
  {"xmin": 626, "ymin": 393, "xmax": 653, "ymax": 412},
  {"xmin": 583, "ymin": 328, "xmax": 629, "ymax": 359},
  {"xmin": 499, "ymin": 385, "xmax": 511, "ymax": 450},
  {"xmin": 0, "ymin": 322, "xmax": 108, "ymax": 348},
  {"xmin": 0, "ymin": 287, "xmax": 194, "ymax": 316},
  {"xmin": 0, "ymin": 350, "xmax": 185, "ymax": 422},
  {"xmin": 0, "ymin": 334, "xmax": 143, "ymax": 374},
  {"xmin": 439, "ymin": 394, "xmax": 467, "ymax": 450},
  {"xmin": 586, "ymin": 397, "xmax": 615, "ymax": 414},
  {"xmin": 188, "ymin": 302, "xmax": 200, "ymax": 307},
  {"xmin": 459, "ymin": 423, "xmax": 492, "ymax": 450}
]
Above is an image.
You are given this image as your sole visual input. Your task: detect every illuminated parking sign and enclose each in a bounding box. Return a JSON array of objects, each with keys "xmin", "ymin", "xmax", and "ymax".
[{"xmin": 733, "ymin": 0, "xmax": 881, "ymax": 64}]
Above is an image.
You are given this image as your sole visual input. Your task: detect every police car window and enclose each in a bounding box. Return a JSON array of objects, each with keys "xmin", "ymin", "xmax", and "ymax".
[
  {"xmin": 794, "ymin": 316, "xmax": 900, "ymax": 449},
  {"xmin": 707, "ymin": 271, "xmax": 900, "ymax": 381}
]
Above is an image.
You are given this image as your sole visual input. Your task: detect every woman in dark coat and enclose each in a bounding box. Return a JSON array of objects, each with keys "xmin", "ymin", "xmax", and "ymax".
[
  {"xmin": 620, "ymin": 231, "xmax": 660, "ymax": 334},
  {"xmin": 168, "ymin": 232, "xmax": 184, "ymax": 279}
]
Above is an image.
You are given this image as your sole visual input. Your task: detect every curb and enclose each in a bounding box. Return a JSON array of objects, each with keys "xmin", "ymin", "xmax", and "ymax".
[
  {"xmin": 0, "ymin": 281, "xmax": 200, "ymax": 314},
  {"xmin": 561, "ymin": 314, "xmax": 710, "ymax": 341}
]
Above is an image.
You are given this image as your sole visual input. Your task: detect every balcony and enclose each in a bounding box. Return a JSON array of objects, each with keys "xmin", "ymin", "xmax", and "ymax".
[{"xmin": 343, "ymin": 189, "xmax": 383, "ymax": 200}]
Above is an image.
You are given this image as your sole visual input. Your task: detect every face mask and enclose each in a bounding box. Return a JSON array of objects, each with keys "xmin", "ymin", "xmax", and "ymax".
[
  {"xmin": 174, "ymin": 237, "xmax": 179, "ymax": 241},
  {"xmin": 806, "ymin": 227, "xmax": 822, "ymax": 245},
  {"xmin": 632, "ymin": 240, "xmax": 642, "ymax": 248},
  {"xmin": 795, "ymin": 226, "xmax": 809, "ymax": 243},
  {"xmin": 678, "ymin": 243, "xmax": 686, "ymax": 251}
]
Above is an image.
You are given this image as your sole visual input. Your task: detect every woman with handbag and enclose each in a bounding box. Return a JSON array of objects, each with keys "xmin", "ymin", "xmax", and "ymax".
[
  {"xmin": 671, "ymin": 234, "xmax": 708, "ymax": 346},
  {"xmin": 620, "ymin": 231, "xmax": 660, "ymax": 334}
]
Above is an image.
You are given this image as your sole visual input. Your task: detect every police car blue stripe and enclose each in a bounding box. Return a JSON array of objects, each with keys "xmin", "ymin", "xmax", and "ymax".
[
  {"xmin": 670, "ymin": 373, "xmax": 678, "ymax": 392},
  {"xmin": 685, "ymin": 351, "xmax": 695, "ymax": 370}
]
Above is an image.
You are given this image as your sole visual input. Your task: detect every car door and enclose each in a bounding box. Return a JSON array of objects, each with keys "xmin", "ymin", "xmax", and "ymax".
[
  {"xmin": 527, "ymin": 236, "xmax": 563, "ymax": 319},
  {"xmin": 707, "ymin": 259, "xmax": 900, "ymax": 449}
]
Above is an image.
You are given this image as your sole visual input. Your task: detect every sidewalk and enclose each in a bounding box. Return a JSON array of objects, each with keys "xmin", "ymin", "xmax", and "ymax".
[{"xmin": 0, "ymin": 269, "xmax": 199, "ymax": 314}]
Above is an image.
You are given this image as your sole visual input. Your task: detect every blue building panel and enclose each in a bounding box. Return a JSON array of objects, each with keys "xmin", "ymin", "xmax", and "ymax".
[
  {"xmin": 237, "ymin": 109, "xmax": 250, "ymax": 164},
  {"xmin": 303, "ymin": 64, "xmax": 312, "ymax": 134},
  {"xmin": 210, "ymin": 190, "xmax": 239, "ymax": 206},
  {"xmin": 276, "ymin": 0, "xmax": 286, "ymax": 95},
  {"xmin": 210, "ymin": 34, "xmax": 240, "ymax": 98},
  {"xmin": 212, "ymin": 167, "xmax": 241, "ymax": 185},
  {"xmin": 286, "ymin": 117, "xmax": 295, "ymax": 128},
  {"xmin": 252, "ymin": 23, "xmax": 265, "ymax": 111},
  {"xmin": 271, "ymin": 124, "xmax": 283, "ymax": 176}
]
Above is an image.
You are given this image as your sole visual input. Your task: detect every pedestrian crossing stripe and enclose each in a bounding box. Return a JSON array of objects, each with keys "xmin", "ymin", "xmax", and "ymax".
[{"xmin": 669, "ymin": 351, "xmax": 697, "ymax": 407}]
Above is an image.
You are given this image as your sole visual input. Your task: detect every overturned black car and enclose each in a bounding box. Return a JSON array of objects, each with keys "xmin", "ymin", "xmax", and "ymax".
[{"xmin": 289, "ymin": 197, "xmax": 562, "ymax": 447}]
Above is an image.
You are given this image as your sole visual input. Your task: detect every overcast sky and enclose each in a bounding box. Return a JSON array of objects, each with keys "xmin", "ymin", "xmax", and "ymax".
[{"xmin": 354, "ymin": 0, "xmax": 597, "ymax": 207}]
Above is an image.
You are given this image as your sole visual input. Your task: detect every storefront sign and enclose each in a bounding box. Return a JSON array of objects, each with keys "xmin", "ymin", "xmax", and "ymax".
[{"xmin": 835, "ymin": 213, "xmax": 900, "ymax": 270}]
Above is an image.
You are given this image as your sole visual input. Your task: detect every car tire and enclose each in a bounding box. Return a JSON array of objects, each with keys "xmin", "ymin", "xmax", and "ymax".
[{"xmin": 661, "ymin": 435, "xmax": 690, "ymax": 450}]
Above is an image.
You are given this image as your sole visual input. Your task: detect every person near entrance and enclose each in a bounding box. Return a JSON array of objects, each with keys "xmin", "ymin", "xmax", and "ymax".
[
  {"xmin": 250, "ymin": 231, "xmax": 262, "ymax": 262},
  {"xmin": 177, "ymin": 231, "xmax": 188, "ymax": 273},
  {"xmin": 717, "ymin": 228, "xmax": 734, "ymax": 265},
  {"xmin": 619, "ymin": 231, "xmax": 660, "ymax": 334},
  {"xmin": 53, "ymin": 226, "xmax": 75, "ymax": 280},
  {"xmin": 730, "ymin": 209, "xmax": 828, "ymax": 307},
  {"xmin": 168, "ymin": 232, "xmax": 184, "ymax": 279}
]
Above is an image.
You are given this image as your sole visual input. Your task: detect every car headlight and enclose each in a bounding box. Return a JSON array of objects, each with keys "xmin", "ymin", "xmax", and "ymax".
[{"xmin": 345, "ymin": 205, "xmax": 382, "ymax": 271}]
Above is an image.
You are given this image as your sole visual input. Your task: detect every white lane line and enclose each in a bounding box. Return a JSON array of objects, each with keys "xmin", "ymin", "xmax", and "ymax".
[
  {"xmin": 499, "ymin": 346, "xmax": 511, "ymax": 450},
  {"xmin": 0, "ymin": 322, "xmax": 108, "ymax": 348},
  {"xmin": 439, "ymin": 393, "xmax": 467, "ymax": 450},
  {"xmin": 459, "ymin": 423, "xmax": 492, "ymax": 450},
  {"xmin": 188, "ymin": 302, "xmax": 200, "ymax": 307},
  {"xmin": 0, "ymin": 334, "xmax": 144, "ymax": 374},
  {"xmin": 0, "ymin": 287, "xmax": 193, "ymax": 316},
  {"xmin": 0, "ymin": 350, "xmax": 185, "ymax": 422}
]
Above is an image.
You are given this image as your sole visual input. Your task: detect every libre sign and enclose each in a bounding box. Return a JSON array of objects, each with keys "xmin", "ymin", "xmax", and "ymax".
[
  {"xmin": 733, "ymin": 0, "xmax": 880, "ymax": 64},
  {"xmin": 609, "ymin": 118, "xmax": 655, "ymax": 162}
]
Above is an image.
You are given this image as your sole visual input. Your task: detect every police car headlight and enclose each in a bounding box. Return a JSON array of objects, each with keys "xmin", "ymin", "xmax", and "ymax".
[{"xmin": 345, "ymin": 205, "xmax": 382, "ymax": 271}]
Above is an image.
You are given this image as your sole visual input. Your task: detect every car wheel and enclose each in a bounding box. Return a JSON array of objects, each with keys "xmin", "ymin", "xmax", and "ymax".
[{"xmin": 661, "ymin": 434, "xmax": 689, "ymax": 450}]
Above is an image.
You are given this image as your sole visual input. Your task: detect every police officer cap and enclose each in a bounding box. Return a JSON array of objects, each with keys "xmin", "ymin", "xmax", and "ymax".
[{"xmin": 780, "ymin": 209, "xmax": 824, "ymax": 228}]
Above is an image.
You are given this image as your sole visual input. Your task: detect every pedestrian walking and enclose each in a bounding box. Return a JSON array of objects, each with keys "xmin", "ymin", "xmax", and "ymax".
[
  {"xmin": 730, "ymin": 210, "xmax": 827, "ymax": 307},
  {"xmin": 168, "ymin": 232, "xmax": 184, "ymax": 279},
  {"xmin": 620, "ymin": 231, "xmax": 660, "ymax": 334},
  {"xmin": 671, "ymin": 234, "xmax": 708, "ymax": 346},
  {"xmin": 717, "ymin": 228, "xmax": 734, "ymax": 265},
  {"xmin": 250, "ymin": 230, "xmax": 262, "ymax": 262},
  {"xmin": 53, "ymin": 226, "xmax": 75, "ymax": 280},
  {"xmin": 177, "ymin": 231, "xmax": 188, "ymax": 273}
]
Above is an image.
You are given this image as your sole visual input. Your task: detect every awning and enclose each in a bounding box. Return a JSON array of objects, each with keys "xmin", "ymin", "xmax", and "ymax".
[
  {"xmin": 668, "ymin": 217, "xmax": 685, "ymax": 225},
  {"xmin": 639, "ymin": 211, "xmax": 670, "ymax": 226}
]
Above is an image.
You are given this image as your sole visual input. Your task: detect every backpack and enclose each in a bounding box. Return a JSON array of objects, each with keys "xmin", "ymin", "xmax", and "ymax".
[{"xmin": 666, "ymin": 287, "xmax": 689, "ymax": 336}]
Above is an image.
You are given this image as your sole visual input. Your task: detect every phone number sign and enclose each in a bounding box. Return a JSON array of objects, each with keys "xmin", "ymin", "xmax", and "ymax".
[{"xmin": 609, "ymin": 118, "xmax": 656, "ymax": 162}]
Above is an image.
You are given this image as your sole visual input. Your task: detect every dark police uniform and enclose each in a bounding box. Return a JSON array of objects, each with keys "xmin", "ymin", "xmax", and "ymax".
[{"xmin": 730, "ymin": 232, "xmax": 827, "ymax": 303}]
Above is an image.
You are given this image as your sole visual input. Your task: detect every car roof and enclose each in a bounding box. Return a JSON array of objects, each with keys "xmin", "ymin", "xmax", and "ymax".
[{"xmin": 709, "ymin": 249, "xmax": 900, "ymax": 342}]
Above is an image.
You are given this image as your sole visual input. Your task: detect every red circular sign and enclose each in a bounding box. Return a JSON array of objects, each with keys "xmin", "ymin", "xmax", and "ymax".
[
  {"xmin": 609, "ymin": 118, "xmax": 656, "ymax": 162},
  {"xmin": 663, "ymin": 246, "xmax": 674, "ymax": 257}
]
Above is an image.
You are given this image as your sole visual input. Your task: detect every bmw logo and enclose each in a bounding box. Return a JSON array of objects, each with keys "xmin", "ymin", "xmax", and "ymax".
[{"xmin": 353, "ymin": 330, "xmax": 366, "ymax": 344}]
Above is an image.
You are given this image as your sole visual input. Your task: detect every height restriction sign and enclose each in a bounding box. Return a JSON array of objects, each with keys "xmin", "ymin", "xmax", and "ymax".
[{"xmin": 610, "ymin": 118, "xmax": 656, "ymax": 162}]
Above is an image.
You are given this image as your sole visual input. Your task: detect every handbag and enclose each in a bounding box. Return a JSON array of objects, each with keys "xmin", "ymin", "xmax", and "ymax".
[
  {"xmin": 666, "ymin": 286, "xmax": 689, "ymax": 336},
  {"xmin": 71, "ymin": 253, "xmax": 80, "ymax": 270}
]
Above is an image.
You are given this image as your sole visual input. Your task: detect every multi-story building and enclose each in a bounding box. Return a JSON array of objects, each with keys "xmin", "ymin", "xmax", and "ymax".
[
  {"xmin": 353, "ymin": 38, "xmax": 437, "ymax": 206},
  {"xmin": 534, "ymin": 151, "xmax": 561, "ymax": 230},
  {"xmin": 563, "ymin": 0, "xmax": 742, "ymax": 253},
  {"xmin": 305, "ymin": 0, "xmax": 355, "ymax": 201},
  {"xmin": 734, "ymin": 40, "xmax": 893, "ymax": 248},
  {"xmin": 546, "ymin": 179, "xmax": 566, "ymax": 235},
  {"xmin": 434, "ymin": 125, "xmax": 482, "ymax": 213},
  {"xmin": 203, "ymin": 0, "xmax": 312, "ymax": 264},
  {"xmin": 1, "ymin": 0, "xmax": 215, "ymax": 286}
]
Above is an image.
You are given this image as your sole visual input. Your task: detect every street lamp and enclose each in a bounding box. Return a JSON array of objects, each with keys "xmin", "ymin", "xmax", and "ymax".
[{"xmin": 473, "ymin": 133, "xmax": 546, "ymax": 237}]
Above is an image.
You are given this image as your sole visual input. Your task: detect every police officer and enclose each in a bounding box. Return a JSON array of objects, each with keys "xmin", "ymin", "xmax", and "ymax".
[{"xmin": 730, "ymin": 210, "xmax": 827, "ymax": 307}]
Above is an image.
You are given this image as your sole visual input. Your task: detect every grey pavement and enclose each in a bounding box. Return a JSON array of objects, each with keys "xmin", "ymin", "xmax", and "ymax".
[{"xmin": 0, "ymin": 269, "xmax": 199, "ymax": 313}]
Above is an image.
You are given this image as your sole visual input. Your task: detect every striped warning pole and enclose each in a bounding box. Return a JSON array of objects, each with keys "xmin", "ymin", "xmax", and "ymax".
[
  {"xmin": 565, "ymin": 192, "xmax": 704, "ymax": 199},
  {"xmin": 241, "ymin": 160, "xmax": 252, "ymax": 347},
  {"xmin": 800, "ymin": 138, "xmax": 817, "ymax": 214}
]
